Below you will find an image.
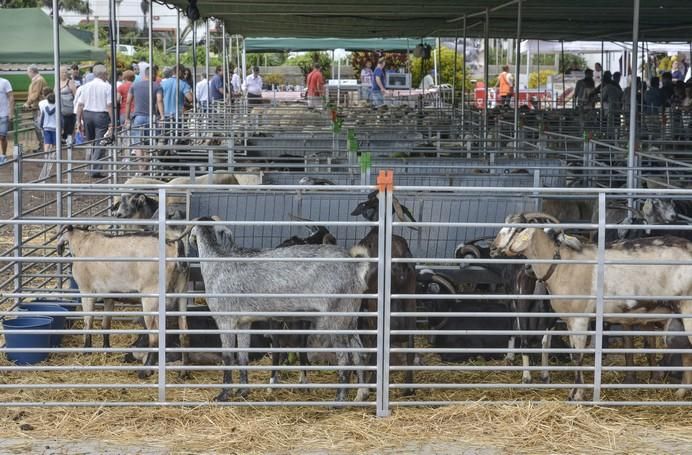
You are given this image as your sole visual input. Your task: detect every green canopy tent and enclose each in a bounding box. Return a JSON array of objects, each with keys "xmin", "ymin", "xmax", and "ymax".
[
  {"xmin": 245, "ymin": 38, "xmax": 436, "ymax": 52},
  {"xmin": 0, "ymin": 8, "xmax": 105, "ymax": 64}
]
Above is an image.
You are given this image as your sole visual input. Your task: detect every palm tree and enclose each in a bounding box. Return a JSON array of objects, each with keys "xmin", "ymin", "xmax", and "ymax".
[
  {"xmin": 140, "ymin": 0, "xmax": 149, "ymax": 36},
  {"xmin": 3, "ymin": 0, "xmax": 91, "ymax": 15}
]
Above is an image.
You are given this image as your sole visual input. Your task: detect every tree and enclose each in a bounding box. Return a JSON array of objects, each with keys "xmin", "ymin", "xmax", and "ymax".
[
  {"xmin": 410, "ymin": 47, "xmax": 472, "ymax": 91},
  {"xmin": 3, "ymin": 0, "xmax": 90, "ymax": 15},
  {"xmin": 286, "ymin": 52, "xmax": 332, "ymax": 79},
  {"xmin": 350, "ymin": 51, "xmax": 408, "ymax": 75}
]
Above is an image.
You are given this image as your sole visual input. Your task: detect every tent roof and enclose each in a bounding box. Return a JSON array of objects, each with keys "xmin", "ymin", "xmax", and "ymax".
[
  {"xmin": 165, "ymin": 0, "xmax": 692, "ymax": 41},
  {"xmin": 0, "ymin": 8, "xmax": 105, "ymax": 64},
  {"xmin": 245, "ymin": 37, "xmax": 435, "ymax": 52},
  {"xmin": 520, "ymin": 40, "xmax": 626, "ymax": 54}
]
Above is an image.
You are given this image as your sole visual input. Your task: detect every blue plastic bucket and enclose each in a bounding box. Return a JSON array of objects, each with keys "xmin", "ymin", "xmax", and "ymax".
[
  {"xmin": 2, "ymin": 316, "xmax": 53, "ymax": 365},
  {"xmin": 18, "ymin": 303, "xmax": 70, "ymax": 347}
]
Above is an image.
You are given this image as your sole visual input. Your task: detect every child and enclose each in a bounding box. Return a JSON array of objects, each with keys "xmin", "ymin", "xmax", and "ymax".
[{"xmin": 38, "ymin": 88, "xmax": 57, "ymax": 156}]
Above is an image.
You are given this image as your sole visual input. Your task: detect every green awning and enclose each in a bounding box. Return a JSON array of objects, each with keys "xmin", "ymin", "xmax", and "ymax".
[
  {"xmin": 0, "ymin": 8, "xmax": 105, "ymax": 64},
  {"xmin": 164, "ymin": 1, "xmax": 692, "ymax": 42},
  {"xmin": 245, "ymin": 38, "xmax": 435, "ymax": 52}
]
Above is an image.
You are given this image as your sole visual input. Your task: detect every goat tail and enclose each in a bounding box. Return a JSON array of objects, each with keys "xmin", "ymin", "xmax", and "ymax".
[{"xmin": 349, "ymin": 245, "xmax": 371, "ymax": 289}]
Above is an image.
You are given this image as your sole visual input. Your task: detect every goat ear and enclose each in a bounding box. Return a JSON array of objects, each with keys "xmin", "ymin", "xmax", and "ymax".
[
  {"xmin": 511, "ymin": 228, "xmax": 535, "ymax": 253},
  {"xmin": 110, "ymin": 200, "xmax": 121, "ymax": 211},
  {"xmin": 366, "ymin": 190, "xmax": 378, "ymax": 200},
  {"xmin": 134, "ymin": 194, "xmax": 147, "ymax": 207},
  {"xmin": 558, "ymin": 233, "xmax": 583, "ymax": 251},
  {"xmin": 351, "ymin": 201, "xmax": 367, "ymax": 216}
]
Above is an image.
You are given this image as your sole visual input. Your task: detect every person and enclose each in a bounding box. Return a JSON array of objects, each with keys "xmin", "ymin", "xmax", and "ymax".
[
  {"xmin": 131, "ymin": 63, "xmax": 140, "ymax": 82},
  {"xmin": 305, "ymin": 63, "xmax": 325, "ymax": 109},
  {"xmin": 230, "ymin": 67, "xmax": 241, "ymax": 98},
  {"xmin": 420, "ymin": 68, "xmax": 435, "ymax": 92},
  {"xmin": 0, "ymin": 75, "xmax": 14, "ymax": 163},
  {"xmin": 38, "ymin": 89, "xmax": 57, "ymax": 157},
  {"xmin": 195, "ymin": 72, "xmax": 210, "ymax": 110},
  {"xmin": 83, "ymin": 65, "xmax": 96, "ymax": 84},
  {"xmin": 495, "ymin": 65, "xmax": 514, "ymax": 106},
  {"xmin": 158, "ymin": 64, "xmax": 192, "ymax": 135},
  {"xmin": 71, "ymin": 64, "xmax": 83, "ymax": 88},
  {"xmin": 601, "ymin": 71, "xmax": 623, "ymax": 112},
  {"xmin": 593, "ymin": 62, "xmax": 603, "ymax": 87},
  {"xmin": 59, "ymin": 66, "xmax": 77, "ymax": 142},
  {"xmin": 246, "ymin": 66, "xmax": 263, "ymax": 105},
  {"xmin": 574, "ymin": 69, "xmax": 596, "ymax": 108},
  {"xmin": 24, "ymin": 64, "xmax": 48, "ymax": 152},
  {"xmin": 660, "ymin": 71, "xmax": 674, "ymax": 107},
  {"xmin": 75, "ymin": 64, "xmax": 114, "ymax": 178},
  {"xmin": 137, "ymin": 60, "xmax": 149, "ymax": 82},
  {"xmin": 210, "ymin": 65, "xmax": 225, "ymax": 103},
  {"xmin": 644, "ymin": 76, "xmax": 664, "ymax": 114},
  {"xmin": 125, "ymin": 65, "xmax": 163, "ymax": 173},
  {"xmin": 359, "ymin": 60, "xmax": 373, "ymax": 101},
  {"xmin": 117, "ymin": 70, "xmax": 135, "ymax": 126},
  {"xmin": 672, "ymin": 61, "xmax": 685, "ymax": 82},
  {"xmin": 683, "ymin": 83, "xmax": 692, "ymax": 110},
  {"xmin": 371, "ymin": 57, "xmax": 387, "ymax": 107},
  {"xmin": 623, "ymin": 76, "xmax": 644, "ymax": 114},
  {"xmin": 182, "ymin": 68, "xmax": 194, "ymax": 110}
]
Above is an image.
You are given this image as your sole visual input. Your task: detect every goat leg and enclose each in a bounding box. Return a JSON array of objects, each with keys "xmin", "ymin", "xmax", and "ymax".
[
  {"xmin": 623, "ymin": 334, "xmax": 636, "ymax": 384},
  {"xmin": 81, "ymin": 297, "xmax": 96, "ymax": 350},
  {"xmin": 215, "ymin": 329, "xmax": 236, "ymax": 402},
  {"xmin": 540, "ymin": 332, "xmax": 552, "ymax": 383},
  {"xmin": 675, "ymin": 353, "xmax": 692, "ymax": 400},
  {"xmin": 102, "ymin": 299, "xmax": 114, "ymax": 349},
  {"xmin": 235, "ymin": 330, "xmax": 251, "ymax": 398}
]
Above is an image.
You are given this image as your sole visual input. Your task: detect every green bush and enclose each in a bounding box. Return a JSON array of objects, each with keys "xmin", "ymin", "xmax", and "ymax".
[
  {"xmin": 528, "ymin": 69, "xmax": 557, "ymax": 89},
  {"xmin": 410, "ymin": 47, "xmax": 472, "ymax": 90},
  {"xmin": 285, "ymin": 52, "xmax": 332, "ymax": 79}
]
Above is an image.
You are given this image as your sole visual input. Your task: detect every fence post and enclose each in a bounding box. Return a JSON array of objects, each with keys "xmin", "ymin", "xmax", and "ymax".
[
  {"xmin": 593, "ymin": 191, "xmax": 606, "ymax": 402},
  {"xmin": 375, "ymin": 170, "xmax": 394, "ymax": 417},
  {"xmin": 157, "ymin": 188, "xmax": 168, "ymax": 403},
  {"xmin": 12, "ymin": 145, "xmax": 23, "ymax": 307}
]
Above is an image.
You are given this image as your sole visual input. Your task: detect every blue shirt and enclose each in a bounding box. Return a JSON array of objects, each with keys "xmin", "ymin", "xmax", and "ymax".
[
  {"xmin": 210, "ymin": 74, "xmax": 224, "ymax": 101},
  {"xmin": 160, "ymin": 77, "xmax": 191, "ymax": 117},
  {"xmin": 372, "ymin": 67, "xmax": 384, "ymax": 92}
]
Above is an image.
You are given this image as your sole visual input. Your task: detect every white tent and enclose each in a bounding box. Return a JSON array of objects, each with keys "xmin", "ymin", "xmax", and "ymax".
[{"xmin": 520, "ymin": 40, "xmax": 624, "ymax": 54}]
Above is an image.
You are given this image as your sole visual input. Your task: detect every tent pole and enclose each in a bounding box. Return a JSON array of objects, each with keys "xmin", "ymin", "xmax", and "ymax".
[
  {"xmin": 148, "ymin": 0, "xmax": 153, "ymax": 161},
  {"xmin": 205, "ymin": 19, "xmax": 210, "ymax": 109},
  {"xmin": 109, "ymin": 0, "xmax": 117, "ymax": 143},
  {"xmin": 561, "ymin": 40, "xmax": 565, "ymax": 109},
  {"xmin": 537, "ymin": 40, "xmax": 541, "ymax": 108},
  {"xmin": 175, "ymin": 11, "xmax": 180, "ymax": 135},
  {"xmin": 52, "ymin": 0, "xmax": 62, "ymax": 219},
  {"xmin": 222, "ymin": 22, "xmax": 227, "ymax": 105},
  {"xmin": 461, "ymin": 16, "xmax": 467, "ymax": 131},
  {"xmin": 452, "ymin": 28, "xmax": 459, "ymax": 114},
  {"xmin": 242, "ymin": 37, "xmax": 247, "ymax": 85},
  {"xmin": 435, "ymin": 37, "xmax": 441, "ymax": 87},
  {"xmin": 192, "ymin": 20, "xmax": 197, "ymax": 115},
  {"xmin": 514, "ymin": 0, "xmax": 522, "ymax": 153},
  {"xmin": 627, "ymin": 0, "xmax": 640, "ymax": 193},
  {"xmin": 483, "ymin": 8, "xmax": 489, "ymax": 152}
]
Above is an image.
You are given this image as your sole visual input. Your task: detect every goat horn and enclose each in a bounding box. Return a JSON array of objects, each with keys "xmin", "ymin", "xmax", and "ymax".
[{"xmin": 522, "ymin": 212, "xmax": 561, "ymax": 225}]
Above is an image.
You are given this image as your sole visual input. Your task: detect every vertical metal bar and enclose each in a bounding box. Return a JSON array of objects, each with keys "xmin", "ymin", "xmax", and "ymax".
[
  {"xmin": 461, "ymin": 17, "xmax": 467, "ymax": 132},
  {"xmin": 109, "ymin": 0, "xmax": 117, "ymax": 141},
  {"xmin": 12, "ymin": 147, "xmax": 22, "ymax": 306},
  {"xmin": 375, "ymin": 188, "xmax": 387, "ymax": 417},
  {"xmin": 627, "ymin": 0, "xmax": 640, "ymax": 193},
  {"xmin": 222, "ymin": 22, "xmax": 227, "ymax": 105},
  {"xmin": 52, "ymin": 0, "xmax": 64, "ymax": 288},
  {"xmin": 205, "ymin": 20, "xmax": 210, "ymax": 112},
  {"xmin": 381, "ymin": 188, "xmax": 394, "ymax": 415},
  {"xmin": 514, "ymin": 0, "xmax": 522, "ymax": 152},
  {"xmin": 192, "ymin": 20, "xmax": 197, "ymax": 115},
  {"xmin": 537, "ymin": 39, "xmax": 541, "ymax": 107},
  {"xmin": 157, "ymin": 188, "xmax": 167, "ymax": 402},
  {"xmin": 148, "ymin": 0, "xmax": 154, "ymax": 154},
  {"xmin": 483, "ymin": 9, "xmax": 489, "ymax": 152},
  {"xmin": 561, "ymin": 40, "xmax": 566, "ymax": 109},
  {"xmin": 593, "ymin": 192, "xmax": 606, "ymax": 402},
  {"xmin": 175, "ymin": 11, "xmax": 181, "ymax": 137},
  {"xmin": 452, "ymin": 29, "xmax": 459, "ymax": 112}
]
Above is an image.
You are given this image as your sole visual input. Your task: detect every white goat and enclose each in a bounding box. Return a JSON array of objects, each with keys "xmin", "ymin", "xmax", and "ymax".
[{"xmin": 491, "ymin": 212, "xmax": 692, "ymax": 401}]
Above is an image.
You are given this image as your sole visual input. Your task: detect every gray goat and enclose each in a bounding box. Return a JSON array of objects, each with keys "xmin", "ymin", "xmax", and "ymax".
[{"xmin": 189, "ymin": 218, "xmax": 371, "ymax": 402}]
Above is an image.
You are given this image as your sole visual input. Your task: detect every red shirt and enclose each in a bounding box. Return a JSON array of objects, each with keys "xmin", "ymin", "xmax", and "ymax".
[
  {"xmin": 117, "ymin": 81, "xmax": 132, "ymax": 115},
  {"xmin": 306, "ymin": 69, "xmax": 325, "ymax": 97}
]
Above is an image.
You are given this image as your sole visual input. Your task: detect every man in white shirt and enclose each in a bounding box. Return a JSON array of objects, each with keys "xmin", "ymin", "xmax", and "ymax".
[
  {"xmin": 231, "ymin": 67, "xmax": 241, "ymax": 98},
  {"xmin": 246, "ymin": 66, "xmax": 263, "ymax": 105},
  {"xmin": 0, "ymin": 76, "xmax": 14, "ymax": 163},
  {"xmin": 75, "ymin": 64, "xmax": 113, "ymax": 178},
  {"xmin": 195, "ymin": 73, "xmax": 209, "ymax": 110}
]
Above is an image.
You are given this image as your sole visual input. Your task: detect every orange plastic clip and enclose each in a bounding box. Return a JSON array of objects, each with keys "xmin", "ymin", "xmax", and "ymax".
[{"xmin": 377, "ymin": 170, "xmax": 394, "ymax": 192}]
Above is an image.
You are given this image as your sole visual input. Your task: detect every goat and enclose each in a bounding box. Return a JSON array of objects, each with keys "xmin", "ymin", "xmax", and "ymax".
[
  {"xmin": 351, "ymin": 191, "xmax": 417, "ymax": 396},
  {"xmin": 188, "ymin": 218, "xmax": 371, "ymax": 402},
  {"xmin": 491, "ymin": 212, "xmax": 692, "ymax": 401},
  {"xmin": 56, "ymin": 226, "xmax": 189, "ymax": 377}
]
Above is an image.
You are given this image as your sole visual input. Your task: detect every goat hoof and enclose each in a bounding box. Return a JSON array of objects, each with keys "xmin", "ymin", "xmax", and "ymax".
[
  {"xmin": 178, "ymin": 371, "xmax": 192, "ymax": 381},
  {"xmin": 123, "ymin": 353, "xmax": 136, "ymax": 364},
  {"xmin": 522, "ymin": 376, "xmax": 532, "ymax": 384},
  {"xmin": 137, "ymin": 370, "xmax": 152, "ymax": 380},
  {"xmin": 540, "ymin": 375, "xmax": 550, "ymax": 384},
  {"xmin": 400, "ymin": 388, "xmax": 415, "ymax": 397},
  {"xmin": 355, "ymin": 388, "xmax": 370, "ymax": 402},
  {"xmin": 624, "ymin": 374, "xmax": 636, "ymax": 384},
  {"xmin": 568, "ymin": 389, "xmax": 586, "ymax": 401},
  {"xmin": 235, "ymin": 387, "xmax": 250, "ymax": 398},
  {"xmin": 214, "ymin": 390, "xmax": 231, "ymax": 402}
]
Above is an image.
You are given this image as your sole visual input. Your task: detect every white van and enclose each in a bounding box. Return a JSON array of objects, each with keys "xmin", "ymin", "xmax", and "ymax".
[{"xmin": 118, "ymin": 45, "xmax": 136, "ymax": 57}]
